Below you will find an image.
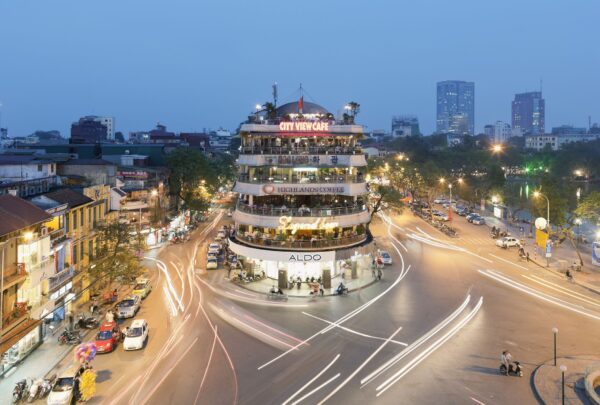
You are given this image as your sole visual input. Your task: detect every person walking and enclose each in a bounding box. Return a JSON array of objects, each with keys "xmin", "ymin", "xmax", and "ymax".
[
  {"xmin": 319, "ymin": 283, "xmax": 324, "ymax": 296},
  {"xmin": 105, "ymin": 309, "xmax": 114, "ymax": 323}
]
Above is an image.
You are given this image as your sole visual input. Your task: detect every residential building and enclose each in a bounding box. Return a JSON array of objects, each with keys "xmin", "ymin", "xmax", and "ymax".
[
  {"xmin": 436, "ymin": 80, "xmax": 475, "ymax": 135},
  {"xmin": 512, "ymin": 91, "xmax": 545, "ymax": 134},
  {"xmin": 70, "ymin": 116, "xmax": 109, "ymax": 144},
  {"xmin": 525, "ymin": 133, "xmax": 599, "ymax": 151},
  {"xmin": 493, "ymin": 121, "xmax": 512, "ymax": 143},
  {"xmin": 58, "ymin": 159, "xmax": 118, "ymax": 187},
  {"xmin": 391, "ymin": 116, "xmax": 420, "ymax": 137},
  {"xmin": 0, "ymin": 155, "xmax": 61, "ymax": 198},
  {"xmin": 551, "ymin": 125, "xmax": 586, "ymax": 135}
]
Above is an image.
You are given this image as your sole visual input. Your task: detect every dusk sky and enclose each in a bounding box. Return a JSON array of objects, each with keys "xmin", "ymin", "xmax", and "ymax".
[{"xmin": 1, "ymin": 0, "xmax": 599, "ymax": 137}]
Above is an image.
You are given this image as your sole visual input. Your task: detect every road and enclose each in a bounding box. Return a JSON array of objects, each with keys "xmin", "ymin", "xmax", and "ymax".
[{"xmin": 78, "ymin": 207, "xmax": 600, "ymax": 405}]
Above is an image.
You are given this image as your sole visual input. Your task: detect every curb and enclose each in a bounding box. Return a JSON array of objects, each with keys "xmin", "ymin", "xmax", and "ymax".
[
  {"xmin": 529, "ymin": 363, "xmax": 546, "ymax": 405},
  {"xmin": 232, "ymin": 277, "xmax": 380, "ymax": 298}
]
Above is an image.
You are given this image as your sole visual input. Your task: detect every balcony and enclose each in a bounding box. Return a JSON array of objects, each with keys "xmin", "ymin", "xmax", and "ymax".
[
  {"xmin": 1, "ymin": 264, "xmax": 28, "ymax": 291},
  {"xmin": 236, "ymin": 201, "xmax": 367, "ymax": 217},
  {"xmin": 48, "ymin": 267, "xmax": 75, "ymax": 292},
  {"xmin": 237, "ymin": 153, "xmax": 367, "ymax": 168},
  {"xmin": 237, "ymin": 174, "xmax": 365, "ymax": 184},
  {"xmin": 240, "ymin": 146, "xmax": 362, "ymax": 155},
  {"xmin": 234, "ymin": 233, "xmax": 368, "ymax": 251}
]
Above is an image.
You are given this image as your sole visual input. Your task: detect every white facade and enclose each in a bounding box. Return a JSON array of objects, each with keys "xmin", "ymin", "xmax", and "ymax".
[
  {"xmin": 525, "ymin": 133, "xmax": 599, "ymax": 151},
  {"xmin": 96, "ymin": 116, "xmax": 115, "ymax": 140},
  {"xmin": 494, "ymin": 121, "xmax": 512, "ymax": 143},
  {"xmin": 0, "ymin": 162, "xmax": 56, "ymax": 181}
]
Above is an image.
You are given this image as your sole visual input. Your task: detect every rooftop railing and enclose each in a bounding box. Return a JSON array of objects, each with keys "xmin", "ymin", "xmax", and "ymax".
[
  {"xmin": 236, "ymin": 202, "xmax": 367, "ymax": 217},
  {"xmin": 237, "ymin": 174, "xmax": 365, "ymax": 184},
  {"xmin": 240, "ymin": 146, "xmax": 362, "ymax": 155},
  {"xmin": 234, "ymin": 233, "xmax": 367, "ymax": 251}
]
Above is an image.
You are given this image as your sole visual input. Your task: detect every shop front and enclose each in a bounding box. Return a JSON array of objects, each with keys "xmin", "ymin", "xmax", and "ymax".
[{"xmin": 0, "ymin": 321, "xmax": 42, "ymax": 377}]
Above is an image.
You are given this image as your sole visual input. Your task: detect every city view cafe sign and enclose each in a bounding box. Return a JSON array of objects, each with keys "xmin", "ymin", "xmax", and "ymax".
[{"xmin": 278, "ymin": 122, "xmax": 329, "ymax": 132}]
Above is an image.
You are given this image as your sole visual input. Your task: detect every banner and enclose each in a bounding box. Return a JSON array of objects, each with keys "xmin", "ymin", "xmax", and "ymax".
[{"xmin": 535, "ymin": 229, "xmax": 549, "ymax": 249}]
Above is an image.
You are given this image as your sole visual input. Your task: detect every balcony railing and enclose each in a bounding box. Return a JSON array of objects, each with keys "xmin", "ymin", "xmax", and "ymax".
[
  {"xmin": 236, "ymin": 202, "xmax": 367, "ymax": 217},
  {"xmin": 48, "ymin": 267, "xmax": 75, "ymax": 291},
  {"xmin": 241, "ymin": 146, "xmax": 362, "ymax": 155},
  {"xmin": 234, "ymin": 233, "xmax": 367, "ymax": 251},
  {"xmin": 237, "ymin": 174, "xmax": 365, "ymax": 184}
]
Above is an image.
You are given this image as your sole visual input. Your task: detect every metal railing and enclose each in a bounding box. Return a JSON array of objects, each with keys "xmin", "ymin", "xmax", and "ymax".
[
  {"xmin": 237, "ymin": 174, "xmax": 365, "ymax": 184},
  {"xmin": 240, "ymin": 146, "xmax": 362, "ymax": 155},
  {"xmin": 236, "ymin": 202, "xmax": 368, "ymax": 217},
  {"xmin": 234, "ymin": 233, "xmax": 367, "ymax": 250}
]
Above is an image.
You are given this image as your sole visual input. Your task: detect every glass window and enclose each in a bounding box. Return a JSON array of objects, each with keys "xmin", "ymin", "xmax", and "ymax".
[
  {"xmin": 80, "ymin": 209, "xmax": 84, "ymax": 226},
  {"xmin": 73, "ymin": 211, "xmax": 77, "ymax": 230},
  {"xmin": 80, "ymin": 241, "xmax": 84, "ymax": 260},
  {"xmin": 73, "ymin": 245, "xmax": 78, "ymax": 264}
]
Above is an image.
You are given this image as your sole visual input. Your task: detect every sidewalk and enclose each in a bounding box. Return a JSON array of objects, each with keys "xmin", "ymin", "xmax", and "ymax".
[{"xmin": 532, "ymin": 355, "xmax": 600, "ymax": 404}]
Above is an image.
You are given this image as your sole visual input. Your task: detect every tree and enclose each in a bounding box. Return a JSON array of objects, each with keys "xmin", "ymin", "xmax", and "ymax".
[
  {"xmin": 574, "ymin": 191, "xmax": 600, "ymax": 225},
  {"xmin": 89, "ymin": 222, "xmax": 143, "ymax": 288},
  {"xmin": 166, "ymin": 148, "xmax": 215, "ymax": 211},
  {"xmin": 115, "ymin": 131, "xmax": 125, "ymax": 143}
]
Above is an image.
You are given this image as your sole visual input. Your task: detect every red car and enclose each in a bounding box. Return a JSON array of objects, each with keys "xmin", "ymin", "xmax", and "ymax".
[{"xmin": 95, "ymin": 322, "xmax": 122, "ymax": 353}]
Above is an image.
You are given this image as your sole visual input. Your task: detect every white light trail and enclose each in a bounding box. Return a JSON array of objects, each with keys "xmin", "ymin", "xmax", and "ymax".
[
  {"xmin": 291, "ymin": 373, "xmax": 340, "ymax": 405},
  {"xmin": 375, "ymin": 297, "xmax": 483, "ymax": 396},
  {"xmin": 488, "ymin": 253, "xmax": 529, "ymax": 271},
  {"xmin": 524, "ymin": 274, "xmax": 600, "ymax": 307},
  {"xmin": 282, "ymin": 354, "xmax": 340, "ymax": 405}
]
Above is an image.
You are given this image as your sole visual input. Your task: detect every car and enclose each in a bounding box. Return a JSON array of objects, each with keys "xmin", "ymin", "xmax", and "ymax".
[
  {"xmin": 471, "ymin": 216, "xmax": 486, "ymax": 225},
  {"xmin": 496, "ymin": 236, "xmax": 521, "ymax": 248},
  {"xmin": 95, "ymin": 322, "xmax": 121, "ymax": 353},
  {"xmin": 123, "ymin": 319, "xmax": 149, "ymax": 351},
  {"xmin": 47, "ymin": 366, "xmax": 81, "ymax": 405},
  {"xmin": 433, "ymin": 198, "xmax": 447, "ymax": 204},
  {"xmin": 466, "ymin": 213, "xmax": 480, "ymax": 222},
  {"xmin": 208, "ymin": 242, "xmax": 221, "ymax": 255},
  {"xmin": 226, "ymin": 209, "xmax": 233, "ymax": 217},
  {"xmin": 380, "ymin": 251, "xmax": 393, "ymax": 265},
  {"xmin": 132, "ymin": 279, "xmax": 152, "ymax": 299},
  {"xmin": 207, "ymin": 251, "xmax": 218, "ymax": 260},
  {"xmin": 207, "ymin": 258, "xmax": 218, "ymax": 269},
  {"xmin": 116, "ymin": 295, "xmax": 141, "ymax": 319},
  {"xmin": 215, "ymin": 230, "xmax": 227, "ymax": 241}
]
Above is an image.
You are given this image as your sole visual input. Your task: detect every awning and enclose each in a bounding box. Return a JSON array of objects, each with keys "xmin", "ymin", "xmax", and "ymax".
[{"xmin": 0, "ymin": 319, "xmax": 42, "ymax": 355}]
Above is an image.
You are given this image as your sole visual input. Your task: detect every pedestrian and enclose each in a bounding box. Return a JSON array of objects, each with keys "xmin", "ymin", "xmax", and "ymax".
[
  {"xmin": 526, "ymin": 252, "xmax": 530, "ymax": 262},
  {"xmin": 319, "ymin": 283, "xmax": 324, "ymax": 296},
  {"xmin": 112, "ymin": 289, "xmax": 118, "ymax": 302},
  {"xmin": 105, "ymin": 309, "xmax": 114, "ymax": 323},
  {"xmin": 377, "ymin": 268, "xmax": 382, "ymax": 280},
  {"xmin": 67, "ymin": 310, "xmax": 74, "ymax": 331}
]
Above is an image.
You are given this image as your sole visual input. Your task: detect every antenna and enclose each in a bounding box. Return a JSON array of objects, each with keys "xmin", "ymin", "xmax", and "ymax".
[
  {"xmin": 272, "ymin": 82, "xmax": 278, "ymax": 107},
  {"xmin": 539, "ymin": 78, "xmax": 543, "ymax": 94}
]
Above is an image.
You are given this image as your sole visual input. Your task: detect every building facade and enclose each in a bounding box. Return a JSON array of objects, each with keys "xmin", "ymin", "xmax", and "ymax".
[
  {"xmin": 391, "ymin": 116, "xmax": 420, "ymax": 137},
  {"xmin": 436, "ymin": 80, "xmax": 475, "ymax": 135},
  {"xmin": 70, "ymin": 116, "xmax": 109, "ymax": 144},
  {"xmin": 525, "ymin": 133, "xmax": 599, "ymax": 151},
  {"xmin": 512, "ymin": 91, "xmax": 545, "ymax": 135},
  {"xmin": 230, "ymin": 100, "xmax": 373, "ymax": 288}
]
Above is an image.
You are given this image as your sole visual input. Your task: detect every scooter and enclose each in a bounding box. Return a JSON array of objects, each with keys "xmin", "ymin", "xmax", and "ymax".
[
  {"xmin": 74, "ymin": 314, "xmax": 99, "ymax": 330},
  {"xmin": 58, "ymin": 330, "xmax": 81, "ymax": 345},
  {"xmin": 27, "ymin": 378, "xmax": 43, "ymax": 403},
  {"xmin": 12, "ymin": 379, "xmax": 28, "ymax": 403},
  {"xmin": 37, "ymin": 374, "xmax": 56, "ymax": 399},
  {"xmin": 499, "ymin": 361, "xmax": 523, "ymax": 377}
]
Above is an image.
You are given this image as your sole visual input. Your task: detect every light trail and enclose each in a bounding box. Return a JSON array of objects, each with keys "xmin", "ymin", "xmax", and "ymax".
[
  {"xmin": 488, "ymin": 253, "xmax": 529, "ymax": 271},
  {"xmin": 146, "ymin": 257, "xmax": 184, "ymax": 312},
  {"xmin": 243, "ymin": 314, "xmax": 307, "ymax": 346},
  {"xmin": 524, "ymin": 274, "xmax": 600, "ymax": 307},
  {"xmin": 375, "ymin": 297, "xmax": 483, "ymax": 397},
  {"xmin": 317, "ymin": 326, "xmax": 404, "ymax": 404},
  {"xmin": 302, "ymin": 312, "xmax": 407, "ymax": 346},
  {"xmin": 282, "ymin": 354, "xmax": 341, "ymax": 405},
  {"xmin": 479, "ymin": 270, "xmax": 600, "ymax": 321},
  {"xmin": 291, "ymin": 373, "xmax": 340, "ymax": 405},
  {"xmin": 361, "ymin": 294, "xmax": 471, "ymax": 386},
  {"xmin": 170, "ymin": 260, "xmax": 186, "ymax": 306},
  {"xmin": 195, "ymin": 326, "xmax": 219, "ymax": 405},
  {"xmin": 162, "ymin": 285, "xmax": 178, "ymax": 316}
]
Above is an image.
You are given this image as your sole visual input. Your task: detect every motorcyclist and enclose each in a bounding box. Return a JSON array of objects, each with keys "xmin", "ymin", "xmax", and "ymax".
[
  {"xmin": 336, "ymin": 282, "xmax": 346, "ymax": 295},
  {"xmin": 500, "ymin": 350, "xmax": 512, "ymax": 374}
]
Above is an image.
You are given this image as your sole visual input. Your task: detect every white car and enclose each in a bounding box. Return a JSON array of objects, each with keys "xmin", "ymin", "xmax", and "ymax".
[
  {"xmin": 433, "ymin": 198, "xmax": 447, "ymax": 204},
  {"xmin": 496, "ymin": 237, "xmax": 521, "ymax": 248},
  {"xmin": 116, "ymin": 295, "xmax": 141, "ymax": 319},
  {"xmin": 207, "ymin": 258, "xmax": 218, "ymax": 269},
  {"xmin": 380, "ymin": 251, "xmax": 393, "ymax": 265},
  {"xmin": 208, "ymin": 243, "xmax": 221, "ymax": 255},
  {"xmin": 47, "ymin": 366, "xmax": 80, "ymax": 405},
  {"xmin": 216, "ymin": 230, "xmax": 227, "ymax": 241},
  {"xmin": 123, "ymin": 319, "xmax": 149, "ymax": 351},
  {"xmin": 471, "ymin": 216, "xmax": 486, "ymax": 225},
  {"xmin": 432, "ymin": 211, "xmax": 449, "ymax": 221}
]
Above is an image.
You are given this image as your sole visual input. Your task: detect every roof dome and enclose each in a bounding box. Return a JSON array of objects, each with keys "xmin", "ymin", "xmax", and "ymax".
[{"xmin": 275, "ymin": 101, "xmax": 329, "ymax": 116}]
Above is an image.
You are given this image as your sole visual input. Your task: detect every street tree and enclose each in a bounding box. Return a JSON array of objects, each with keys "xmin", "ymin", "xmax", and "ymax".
[
  {"xmin": 574, "ymin": 191, "xmax": 600, "ymax": 225},
  {"xmin": 166, "ymin": 148, "xmax": 215, "ymax": 211}
]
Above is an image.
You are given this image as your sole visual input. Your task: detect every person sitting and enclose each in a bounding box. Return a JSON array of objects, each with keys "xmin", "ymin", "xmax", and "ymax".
[
  {"xmin": 270, "ymin": 285, "xmax": 277, "ymax": 294},
  {"xmin": 336, "ymin": 282, "xmax": 346, "ymax": 295}
]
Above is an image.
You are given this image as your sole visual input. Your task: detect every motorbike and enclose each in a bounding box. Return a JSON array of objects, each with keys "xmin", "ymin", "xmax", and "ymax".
[
  {"xmin": 74, "ymin": 314, "xmax": 99, "ymax": 330},
  {"xmin": 499, "ymin": 361, "xmax": 523, "ymax": 377},
  {"xmin": 58, "ymin": 330, "xmax": 81, "ymax": 345},
  {"xmin": 26, "ymin": 378, "xmax": 43, "ymax": 403},
  {"xmin": 37, "ymin": 374, "xmax": 56, "ymax": 399},
  {"xmin": 12, "ymin": 379, "xmax": 28, "ymax": 403}
]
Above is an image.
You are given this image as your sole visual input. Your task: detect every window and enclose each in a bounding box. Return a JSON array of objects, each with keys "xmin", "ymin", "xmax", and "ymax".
[
  {"xmin": 73, "ymin": 244, "xmax": 78, "ymax": 264},
  {"xmin": 88, "ymin": 240, "xmax": 94, "ymax": 260},
  {"xmin": 37, "ymin": 164, "xmax": 42, "ymax": 172},
  {"xmin": 80, "ymin": 241, "xmax": 84, "ymax": 260},
  {"xmin": 73, "ymin": 211, "xmax": 77, "ymax": 230},
  {"xmin": 80, "ymin": 209, "xmax": 84, "ymax": 227}
]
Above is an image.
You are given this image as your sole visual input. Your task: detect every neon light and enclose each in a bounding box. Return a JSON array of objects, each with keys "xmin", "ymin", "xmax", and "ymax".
[{"xmin": 279, "ymin": 122, "xmax": 329, "ymax": 131}]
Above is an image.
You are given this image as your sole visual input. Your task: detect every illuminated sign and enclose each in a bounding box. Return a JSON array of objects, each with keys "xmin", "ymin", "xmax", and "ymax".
[
  {"xmin": 278, "ymin": 216, "xmax": 339, "ymax": 234},
  {"xmin": 262, "ymin": 185, "xmax": 345, "ymax": 195},
  {"xmin": 289, "ymin": 254, "xmax": 322, "ymax": 262},
  {"xmin": 279, "ymin": 122, "xmax": 329, "ymax": 132}
]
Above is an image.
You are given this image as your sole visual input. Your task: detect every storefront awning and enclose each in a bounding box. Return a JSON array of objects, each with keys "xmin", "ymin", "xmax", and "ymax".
[{"xmin": 0, "ymin": 319, "xmax": 42, "ymax": 355}]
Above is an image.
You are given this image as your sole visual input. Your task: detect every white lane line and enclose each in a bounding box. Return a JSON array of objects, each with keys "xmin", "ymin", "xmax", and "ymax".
[
  {"xmin": 282, "ymin": 354, "xmax": 341, "ymax": 405},
  {"xmin": 479, "ymin": 270, "xmax": 600, "ymax": 321},
  {"xmin": 195, "ymin": 326, "xmax": 218, "ymax": 405},
  {"xmin": 317, "ymin": 326, "xmax": 404, "ymax": 405},
  {"xmin": 360, "ymin": 294, "xmax": 471, "ymax": 386},
  {"xmin": 292, "ymin": 373, "xmax": 340, "ymax": 405},
  {"xmin": 471, "ymin": 396, "xmax": 486, "ymax": 405},
  {"xmin": 302, "ymin": 312, "xmax": 407, "ymax": 346},
  {"xmin": 375, "ymin": 297, "xmax": 483, "ymax": 397},
  {"xmin": 488, "ymin": 253, "xmax": 529, "ymax": 271},
  {"xmin": 139, "ymin": 337, "xmax": 199, "ymax": 404},
  {"xmin": 523, "ymin": 275, "xmax": 600, "ymax": 307}
]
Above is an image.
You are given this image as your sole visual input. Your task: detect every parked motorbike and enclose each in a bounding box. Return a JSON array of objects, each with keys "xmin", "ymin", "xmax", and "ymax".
[
  {"xmin": 37, "ymin": 374, "xmax": 56, "ymax": 399},
  {"xmin": 74, "ymin": 314, "xmax": 99, "ymax": 330},
  {"xmin": 58, "ymin": 330, "xmax": 81, "ymax": 345},
  {"xmin": 12, "ymin": 379, "xmax": 28, "ymax": 403},
  {"xmin": 26, "ymin": 378, "xmax": 43, "ymax": 403}
]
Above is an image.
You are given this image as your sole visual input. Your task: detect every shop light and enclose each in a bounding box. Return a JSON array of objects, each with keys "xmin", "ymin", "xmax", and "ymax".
[{"xmin": 293, "ymin": 167, "xmax": 318, "ymax": 172}]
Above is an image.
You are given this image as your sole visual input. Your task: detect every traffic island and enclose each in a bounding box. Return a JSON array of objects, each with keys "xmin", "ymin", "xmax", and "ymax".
[{"xmin": 532, "ymin": 355, "xmax": 600, "ymax": 404}]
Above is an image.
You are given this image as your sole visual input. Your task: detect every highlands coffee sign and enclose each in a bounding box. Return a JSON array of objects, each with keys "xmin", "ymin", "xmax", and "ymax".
[
  {"xmin": 262, "ymin": 184, "xmax": 344, "ymax": 195},
  {"xmin": 279, "ymin": 122, "xmax": 329, "ymax": 132}
]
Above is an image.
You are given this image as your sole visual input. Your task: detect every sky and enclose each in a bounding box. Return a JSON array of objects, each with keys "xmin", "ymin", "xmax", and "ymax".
[{"xmin": 1, "ymin": 0, "xmax": 599, "ymax": 137}]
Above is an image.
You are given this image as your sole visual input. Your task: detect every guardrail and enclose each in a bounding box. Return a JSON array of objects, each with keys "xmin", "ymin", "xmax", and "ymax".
[
  {"xmin": 240, "ymin": 146, "xmax": 362, "ymax": 155},
  {"xmin": 236, "ymin": 203, "xmax": 367, "ymax": 217},
  {"xmin": 237, "ymin": 175, "xmax": 365, "ymax": 184}
]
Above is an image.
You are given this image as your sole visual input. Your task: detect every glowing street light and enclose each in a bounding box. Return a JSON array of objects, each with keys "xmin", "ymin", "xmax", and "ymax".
[
  {"xmin": 23, "ymin": 231, "xmax": 33, "ymax": 241},
  {"xmin": 439, "ymin": 177, "xmax": 445, "ymax": 184},
  {"xmin": 255, "ymin": 104, "xmax": 262, "ymax": 111},
  {"xmin": 151, "ymin": 189, "xmax": 158, "ymax": 197},
  {"xmin": 574, "ymin": 169, "xmax": 583, "ymax": 177},
  {"xmin": 533, "ymin": 191, "xmax": 550, "ymax": 233},
  {"xmin": 491, "ymin": 144, "xmax": 503, "ymax": 153}
]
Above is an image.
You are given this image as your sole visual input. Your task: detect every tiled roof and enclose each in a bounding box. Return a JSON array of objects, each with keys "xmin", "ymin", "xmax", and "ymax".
[
  {"xmin": 43, "ymin": 189, "xmax": 93, "ymax": 208},
  {"xmin": 0, "ymin": 195, "xmax": 52, "ymax": 236}
]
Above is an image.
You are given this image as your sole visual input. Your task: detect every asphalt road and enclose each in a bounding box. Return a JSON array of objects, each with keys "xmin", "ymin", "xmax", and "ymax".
[{"xmin": 83, "ymin": 208, "xmax": 600, "ymax": 405}]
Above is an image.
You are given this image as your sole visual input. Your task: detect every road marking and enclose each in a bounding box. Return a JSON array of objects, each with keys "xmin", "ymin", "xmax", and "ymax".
[
  {"xmin": 282, "ymin": 354, "xmax": 341, "ymax": 405},
  {"xmin": 471, "ymin": 397, "xmax": 486, "ymax": 405},
  {"xmin": 488, "ymin": 253, "xmax": 529, "ymax": 271},
  {"xmin": 479, "ymin": 270, "xmax": 600, "ymax": 321},
  {"xmin": 523, "ymin": 275, "xmax": 600, "ymax": 307},
  {"xmin": 317, "ymin": 326, "xmax": 404, "ymax": 404},
  {"xmin": 375, "ymin": 297, "xmax": 483, "ymax": 397},
  {"xmin": 292, "ymin": 373, "xmax": 340, "ymax": 405},
  {"xmin": 302, "ymin": 312, "xmax": 407, "ymax": 346},
  {"xmin": 361, "ymin": 294, "xmax": 472, "ymax": 386}
]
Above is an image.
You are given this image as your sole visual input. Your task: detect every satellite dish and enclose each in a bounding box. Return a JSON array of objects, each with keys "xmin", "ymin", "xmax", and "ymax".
[{"xmin": 534, "ymin": 217, "xmax": 547, "ymax": 230}]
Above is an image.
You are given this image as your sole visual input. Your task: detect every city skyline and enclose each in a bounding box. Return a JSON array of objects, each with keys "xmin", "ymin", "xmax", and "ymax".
[{"xmin": 0, "ymin": 1, "xmax": 599, "ymax": 136}]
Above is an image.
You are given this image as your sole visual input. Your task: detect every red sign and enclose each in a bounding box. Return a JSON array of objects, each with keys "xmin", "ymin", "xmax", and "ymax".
[{"xmin": 279, "ymin": 122, "xmax": 329, "ymax": 132}]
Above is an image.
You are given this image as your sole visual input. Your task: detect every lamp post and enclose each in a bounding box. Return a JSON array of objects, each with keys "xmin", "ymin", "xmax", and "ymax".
[
  {"xmin": 533, "ymin": 191, "xmax": 550, "ymax": 234},
  {"xmin": 560, "ymin": 364, "xmax": 567, "ymax": 404},
  {"xmin": 552, "ymin": 327, "xmax": 558, "ymax": 366}
]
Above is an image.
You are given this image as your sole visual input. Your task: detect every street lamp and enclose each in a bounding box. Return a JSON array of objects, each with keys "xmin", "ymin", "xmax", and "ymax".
[
  {"xmin": 552, "ymin": 327, "xmax": 558, "ymax": 366},
  {"xmin": 560, "ymin": 364, "xmax": 567, "ymax": 404},
  {"xmin": 533, "ymin": 191, "xmax": 550, "ymax": 234},
  {"xmin": 491, "ymin": 144, "xmax": 503, "ymax": 154},
  {"xmin": 151, "ymin": 189, "xmax": 158, "ymax": 197}
]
